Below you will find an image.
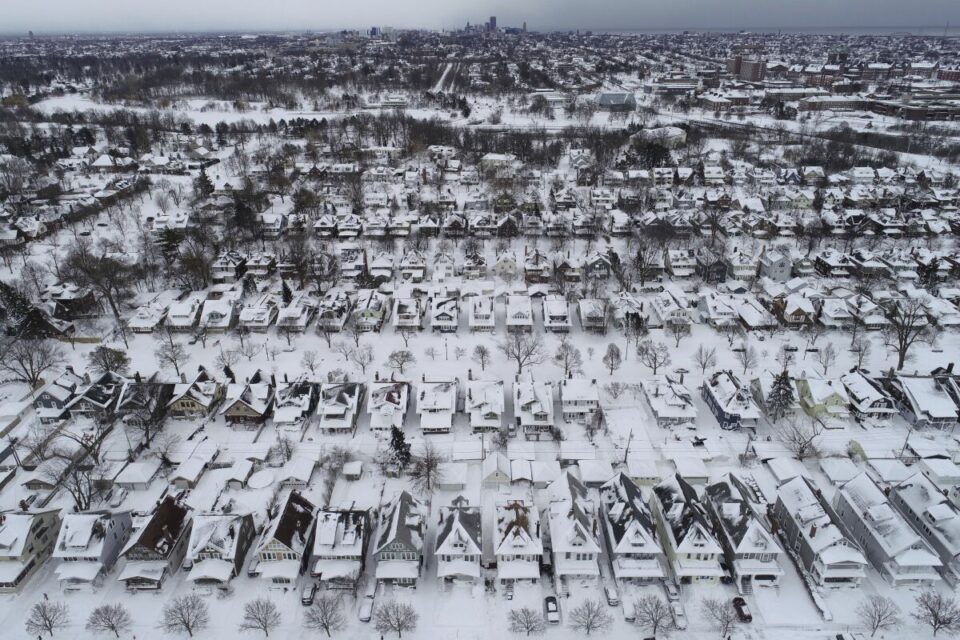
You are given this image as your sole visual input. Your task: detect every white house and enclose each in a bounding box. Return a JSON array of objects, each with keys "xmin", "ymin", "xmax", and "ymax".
[
  {"xmin": 599, "ymin": 473, "xmax": 667, "ymax": 584},
  {"xmin": 435, "ymin": 497, "xmax": 482, "ymax": 583}
]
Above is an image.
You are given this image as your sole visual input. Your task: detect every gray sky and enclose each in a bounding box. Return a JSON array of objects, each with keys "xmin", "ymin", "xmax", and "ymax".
[{"xmin": 4, "ymin": 0, "xmax": 959, "ymax": 35}]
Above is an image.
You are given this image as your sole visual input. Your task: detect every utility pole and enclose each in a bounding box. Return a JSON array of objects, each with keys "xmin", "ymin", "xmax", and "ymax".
[{"xmin": 623, "ymin": 428, "xmax": 634, "ymax": 464}]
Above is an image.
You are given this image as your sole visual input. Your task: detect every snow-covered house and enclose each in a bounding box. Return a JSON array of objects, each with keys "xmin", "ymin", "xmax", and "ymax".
[
  {"xmin": 352, "ymin": 289, "xmax": 390, "ymax": 332},
  {"xmin": 773, "ymin": 476, "xmax": 867, "ymax": 587},
  {"xmin": 506, "ymin": 295, "xmax": 534, "ymax": 333},
  {"xmin": 167, "ymin": 367, "xmax": 223, "ymax": 419},
  {"xmin": 598, "ymin": 473, "xmax": 667, "ymax": 584},
  {"xmin": 430, "ymin": 295, "xmax": 459, "ymax": 333},
  {"xmin": 840, "ymin": 371, "xmax": 897, "ymax": 421},
  {"xmin": 53, "ymin": 511, "xmax": 132, "ymax": 590},
  {"xmin": 468, "ymin": 295, "xmax": 496, "ymax": 332},
  {"xmin": 399, "ymin": 250, "xmax": 428, "ymax": 282},
  {"xmin": 889, "ymin": 472, "xmax": 960, "ymax": 581},
  {"xmin": 316, "ymin": 289, "xmax": 353, "ymax": 332},
  {"xmin": 833, "ymin": 473, "xmax": 941, "ymax": 586},
  {"xmin": 795, "ymin": 377, "xmax": 850, "ymax": 420},
  {"xmin": 883, "ymin": 375, "xmax": 959, "ymax": 430},
  {"xmin": 650, "ymin": 474, "xmax": 725, "ymax": 585},
  {"xmin": 118, "ymin": 496, "xmax": 193, "ymax": 590},
  {"xmin": 514, "ymin": 376, "xmax": 555, "ymax": 440},
  {"xmin": 546, "ymin": 472, "xmax": 602, "ymax": 584},
  {"xmin": 165, "ymin": 294, "xmax": 204, "ymax": 332},
  {"xmin": 704, "ymin": 475, "xmax": 784, "ymax": 592},
  {"xmin": 277, "ymin": 294, "xmax": 317, "ymax": 333},
  {"xmin": 0, "ymin": 510, "xmax": 61, "ymax": 593},
  {"xmin": 238, "ymin": 294, "xmax": 279, "ymax": 332},
  {"xmin": 559, "ymin": 378, "xmax": 599, "ymax": 423},
  {"xmin": 465, "ymin": 380, "xmax": 504, "ymax": 433},
  {"xmin": 417, "ymin": 379, "xmax": 458, "ymax": 434},
  {"xmin": 543, "ymin": 295, "xmax": 572, "ymax": 333},
  {"xmin": 317, "ymin": 383, "xmax": 363, "ymax": 434},
  {"xmin": 436, "ymin": 497, "xmax": 482, "ymax": 583},
  {"xmin": 578, "ymin": 298, "xmax": 608, "ymax": 334},
  {"xmin": 310, "ymin": 509, "xmax": 371, "ymax": 591},
  {"xmin": 392, "ymin": 297, "xmax": 423, "ymax": 330},
  {"xmin": 255, "ymin": 491, "xmax": 316, "ymax": 584},
  {"xmin": 184, "ymin": 512, "xmax": 256, "ymax": 587},
  {"xmin": 640, "ymin": 376, "xmax": 697, "ymax": 427},
  {"xmin": 272, "ymin": 381, "xmax": 317, "ymax": 429},
  {"xmin": 368, "ymin": 382, "xmax": 409, "ymax": 432},
  {"xmin": 494, "ymin": 500, "xmax": 543, "ymax": 584},
  {"xmin": 198, "ymin": 297, "xmax": 237, "ymax": 333},
  {"xmin": 374, "ymin": 491, "xmax": 425, "ymax": 587},
  {"xmin": 220, "ymin": 378, "xmax": 275, "ymax": 425},
  {"xmin": 701, "ymin": 370, "xmax": 761, "ymax": 430}
]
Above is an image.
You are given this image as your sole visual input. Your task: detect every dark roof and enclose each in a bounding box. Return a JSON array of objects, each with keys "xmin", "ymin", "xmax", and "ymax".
[
  {"xmin": 134, "ymin": 496, "xmax": 190, "ymax": 557},
  {"xmin": 274, "ymin": 491, "xmax": 316, "ymax": 549}
]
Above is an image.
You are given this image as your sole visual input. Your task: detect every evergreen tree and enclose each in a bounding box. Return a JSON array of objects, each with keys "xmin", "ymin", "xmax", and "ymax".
[
  {"xmin": 281, "ymin": 280, "xmax": 293, "ymax": 306},
  {"xmin": 223, "ymin": 365, "xmax": 236, "ymax": 382},
  {"xmin": 193, "ymin": 167, "xmax": 214, "ymax": 200},
  {"xmin": 389, "ymin": 426, "xmax": 411, "ymax": 469},
  {"xmin": 766, "ymin": 369, "xmax": 795, "ymax": 423},
  {"xmin": 917, "ymin": 257, "xmax": 940, "ymax": 290}
]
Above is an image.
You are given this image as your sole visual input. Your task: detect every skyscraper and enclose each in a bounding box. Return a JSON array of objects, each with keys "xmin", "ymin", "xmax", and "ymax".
[{"xmin": 489, "ymin": 16, "xmax": 497, "ymax": 32}]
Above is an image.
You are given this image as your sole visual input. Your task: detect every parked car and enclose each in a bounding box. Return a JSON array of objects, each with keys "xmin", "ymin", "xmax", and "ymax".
[
  {"xmin": 358, "ymin": 596, "xmax": 375, "ymax": 622},
  {"xmin": 301, "ymin": 582, "xmax": 318, "ymax": 606},
  {"xmin": 670, "ymin": 601, "xmax": 687, "ymax": 630},
  {"xmin": 664, "ymin": 580, "xmax": 680, "ymax": 601},
  {"xmin": 733, "ymin": 596, "xmax": 753, "ymax": 622},
  {"xmin": 623, "ymin": 603, "xmax": 636, "ymax": 623},
  {"xmin": 544, "ymin": 596, "xmax": 560, "ymax": 624},
  {"xmin": 604, "ymin": 586, "xmax": 620, "ymax": 606}
]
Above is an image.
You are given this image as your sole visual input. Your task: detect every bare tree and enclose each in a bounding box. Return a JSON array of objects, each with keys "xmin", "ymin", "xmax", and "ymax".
[
  {"xmin": 424, "ymin": 346, "xmax": 439, "ymax": 361},
  {"xmin": 668, "ymin": 322, "xmax": 690, "ymax": 348},
  {"xmin": 553, "ymin": 336, "xmax": 584, "ymax": 377},
  {"xmin": 913, "ymin": 590, "xmax": 960, "ymax": 637},
  {"xmin": 154, "ymin": 329, "xmax": 187, "ymax": 377},
  {"xmin": 375, "ymin": 601, "xmax": 418, "ymax": 638},
  {"xmin": 0, "ymin": 338, "xmax": 65, "ymax": 388},
  {"xmin": 508, "ymin": 607, "xmax": 546, "ymax": 636},
  {"xmin": 852, "ymin": 336, "xmax": 873, "ymax": 369},
  {"xmin": 350, "ymin": 344, "xmax": 374, "ymax": 374},
  {"xmin": 332, "ymin": 340, "xmax": 355, "ymax": 362},
  {"xmin": 736, "ymin": 346, "xmax": 758, "ymax": 374},
  {"xmin": 239, "ymin": 598, "xmax": 281, "ymax": 637},
  {"xmin": 303, "ymin": 594, "xmax": 346, "ymax": 638},
  {"xmin": 632, "ymin": 594, "xmax": 674, "ymax": 636},
  {"xmin": 86, "ymin": 604, "xmax": 132, "ymax": 638},
  {"xmin": 777, "ymin": 417, "xmax": 823, "ymax": 461},
  {"xmin": 408, "ymin": 440, "xmax": 446, "ymax": 496},
  {"xmin": 636, "ymin": 339, "xmax": 671, "ymax": 375},
  {"xmin": 87, "ymin": 345, "xmax": 131, "ymax": 375},
  {"xmin": 301, "ymin": 350, "xmax": 319, "ymax": 374},
  {"xmin": 500, "ymin": 333, "xmax": 547, "ymax": 375},
  {"xmin": 693, "ymin": 344, "xmax": 718, "ymax": 375},
  {"xmin": 161, "ymin": 594, "xmax": 209, "ymax": 637},
  {"xmin": 397, "ymin": 327, "xmax": 417, "ymax": 347},
  {"xmin": 602, "ymin": 343, "xmax": 622, "ymax": 375},
  {"xmin": 857, "ymin": 595, "xmax": 901, "ymax": 638},
  {"xmin": 701, "ymin": 597, "xmax": 738, "ymax": 638},
  {"xmin": 816, "ymin": 342, "xmax": 838, "ymax": 376},
  {"xmin": 885, "ymin": 298, "xmax": 932, "ymax": 370},
  {"xmin": 386, "ymin": 350, "xmax": 416, "ymax": 375},
  {"xmin": 472, "ymin": 344, "xmax": 491, "ymax": 371},
  {"xmin": 25, "ymin": 600, "xmax": 70, "ymax": 637},
  {"xmin": 44, "ymin": 455, "xmax": 96, "ymax": 511},
  {"xmin": 568, "ymin": 599, "xmax": 612, "ymax": 636},
  {"xmin": 238, "ymin": 338, "xmax": 263, "ymax": 362}
]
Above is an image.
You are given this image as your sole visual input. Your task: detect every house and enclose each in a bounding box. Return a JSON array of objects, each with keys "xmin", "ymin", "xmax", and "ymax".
[
  {"xmin": 374, "ymin": 491, "xmax": 425, "ymax": 586},
  {"xmin": 506, "ymin": 295, "xmax": 534, "ymax": 333},
  {"xmin": 598, "ymin": 473, "xmax": 667, "ymax": 584},
  {"xmin": 889, "ymin": 472, "xmax": 960, "ymax": 582},
  {"xmin": 317, "ymin": 383, "xmax": 363, "ymax": 434},
  {"xmin": 220, "ymin": 377, "xmax": 275, "ymax": 426},
  {"xmin": 559, "ymin": 378, "xmax": 599, "ymax": 423},
  {"xmin": 118, "ymin": 496, "xmax": 193, "ymax": 590},
  {"xmin": 255, "ymin": 491, "xmax": 316, "ymax": 584},
  {"xmin": 399, "ymin": 250, "xmax": 428, "ymax": 282},
  {"xmin": 53, "ymin": 511, "xmax": 132, "ymax": 590},
  {"xmin": 546, "ymin": 472, "xmax": 602, "ymax": 584},
  {"xmin": 278, "ymin": 455, "xmax": 316, "ymax": 488},
  {"xmin": 597, "ymin": 92, "xmax": 637, "ymax": 112},
  {"xmin": 273, "ymin": 381, "xmax": 317, "ymax": 429},
  {"xmin": 436, "ymin": 497, "xmax": 482, "ymax": 583},
  {"xmin": 310, "ymin": 509, "xmax": 370, "ymax": 592},
  {"xmin": 368, "ymin": 381, "xmax": 409, "ymax": 431},
  {"xmin": 832, "ymin": 473, "xmax": 941, "ymax": 586},
  {"xmin": 796, "ymin": 378, "xmax": 850, "ymax": 420},
  {"xmin": 883, "ymin": 375, "xmax": 959, "ymax": 430},
  {"xmin": 33, "ymin": 367, "xmax": 86, "ymax": 424},
  {"xmin": 640, "ymin": 376, "xmax": 697, "ymax": 427},
  {"xmin": 392, "ymin": 297, "xmax": 423, "ymax": 330},
  {"xmin": 494, "ymin": 500, "xmax": 543, "ymax": 584},
  {"xmin": 704, "ymin": 476, "xmax": 785, "ymax": 593},
  {"xmin": 578, "ymin": 298, "xmax": 609, "ymax": 334},
  {"xmin": 840, "ymin": 371, "xmax": 897, "ymax": 421},
  {"xmin": 167, "ymin": 367, "xmax": 223, "ymax": 418},
  {"xmin": 543, "ymin": 295, "xmax": 572, "ymax": 333},
  {"xmin": 417, "ymin": 379, "xmax": 458, "ymax": 434},
  {"xmin": 114, "ymin": 459, "xmax": 162, "ymax": 491},
  {"xmin": 352, "ymin": 289, "xmax": 390, "ymax": 332},
  {"xmin": 772, "ymin": 292, "xmax": 816, "ymax": 327},
  {"xmin": 650, "ymin": 474, "xmax": 725, "ymax": 585},
  {"xmin": 65, "ymin": 370, "xmax": 126, "ymax": 417},
  {"xmin": 514, "ymin": 376, "xmax": 554, "ymax": 440},
  {"xmin": 0, "ymin": 510, "xmax": 61, "ymax": 593},
  {"xmin": 430, "ymin": 295, "xmax": 459, "ymax": 333},
  {"xmin": 701, "ymin": 370, "xmax": 761, "ymax": 430},
  {"xmin": 465, "ymin": 380, "xmax": 504, "ymax": 433},
  {"xmin": 468, "ymin": 295, "xmax": 496, "ymax": 332},
  {"xmin": 238, "ymin": 294, "xmax": 280, "ymax": 332},
  {"xmin": 696, "ymin": 248, "xmax": 728, "ymax": 283},
  {"xmin": 198, "ymin": 298, "xmax": 237, "ymax": 333},
  {"xmin": 165, "ymin": 294, "xmax": 204, "ymax": 331},
  {"xmin": 211, "ymin": 251, "xmax": 246, "ymax": 283},
  {"xmin": 277, "ymin": 294, "xmax": 317, "ymax": 334},
  {"xmin": 750, "ymin": 371, "xmax": 801, "ymax": 419},
  {"xmin": 317, "ymin": 289, "xmax": 353, "ymax": 332},
  {"xmin": 772, "ymin": 476, "xmax": 867, "ymax": 587},
  {"xmin": 184, "ymin": 512, "xmax": 256, "ymax": 587}
]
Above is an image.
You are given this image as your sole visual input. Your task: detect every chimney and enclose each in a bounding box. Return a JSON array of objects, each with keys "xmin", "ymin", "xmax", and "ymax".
[
  {"xmin": 809, "ymin": 523, "xmax": 817, "ymax": 538},
  {"xmin": 949, "ymin": 363, "xmax": 955, "ymax": 374}
]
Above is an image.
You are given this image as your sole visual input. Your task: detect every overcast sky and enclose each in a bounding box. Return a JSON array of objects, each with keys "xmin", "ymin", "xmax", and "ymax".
[{"xmin": 3, "ymin": 0, "xmax": 958, "ymax": 35}]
